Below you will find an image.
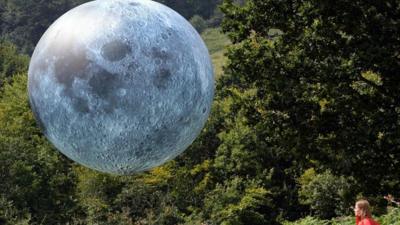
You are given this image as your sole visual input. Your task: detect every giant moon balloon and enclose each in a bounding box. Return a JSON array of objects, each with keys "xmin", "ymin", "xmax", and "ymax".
[{"xmin": 28, "ymin": 0, "xmax": 214, "ymax": 174}]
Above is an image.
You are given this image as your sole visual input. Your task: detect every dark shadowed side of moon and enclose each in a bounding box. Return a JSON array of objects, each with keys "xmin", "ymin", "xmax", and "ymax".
[{"xmin": 28, "ymin": 0, "xmax": 214, "ymax": 174}]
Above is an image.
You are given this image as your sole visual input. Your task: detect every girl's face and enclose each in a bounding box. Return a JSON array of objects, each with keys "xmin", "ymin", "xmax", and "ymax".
[{"xmin": 354, "ymin": 204, "xmax": 361, "ymax": 216}]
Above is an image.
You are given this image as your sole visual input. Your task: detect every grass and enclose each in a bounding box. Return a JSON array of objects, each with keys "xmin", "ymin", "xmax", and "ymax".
[{"xmin": 201, "ymin": 28, "xmax": 231, "ymax": 79}]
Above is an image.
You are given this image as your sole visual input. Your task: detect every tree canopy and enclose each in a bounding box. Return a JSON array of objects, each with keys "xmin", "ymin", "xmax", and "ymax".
[{"xmin": 219, "ymin": 0, "xmax": 400, "ymax": 219}]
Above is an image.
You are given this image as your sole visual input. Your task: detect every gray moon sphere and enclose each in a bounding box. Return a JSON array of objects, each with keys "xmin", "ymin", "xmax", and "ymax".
[{"xmin": 28, "ymin": 0, "xmax": 214, "ymax": 174}]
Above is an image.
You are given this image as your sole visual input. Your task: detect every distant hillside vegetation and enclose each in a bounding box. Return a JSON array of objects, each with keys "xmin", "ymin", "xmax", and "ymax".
[{"xmin": 201, "ymin": 28, "xmax": 230, "ymax": 79}]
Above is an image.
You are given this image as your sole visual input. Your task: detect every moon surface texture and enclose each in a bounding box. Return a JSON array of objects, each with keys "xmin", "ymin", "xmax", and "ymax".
[{"xmin": 28, "ymin": 0, "xmax": 214, "ymax": 174}]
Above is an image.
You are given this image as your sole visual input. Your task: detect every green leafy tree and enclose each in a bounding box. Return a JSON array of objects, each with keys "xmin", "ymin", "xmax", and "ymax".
[
  {"xmin": 0, "ymin": 74, "xmax": 79, "ymax": 224},
  {"xmin": 0, "ymin": 40, "xmax": 29, "ymax": 87},
  {"xmin": 203, "ymin": 177, "xmax": 272, "ymax": 225},
  {"xmin": 0, "ymin": 0, "xmax": 221, "ymax": 54},
  {"xmin": 298, "ymin": 169, "xmax": 354, "ymax": 219},
  {"xmin": 219, "ymin": 0, "xmax": 400, "ymax": 220},
  {"xmin": 0, "ymin": 0, "xmax": 89, "ymax": 54},
  {"xmin": 73, "ymin": 163, "xmax": 187, "ymax": 224}
]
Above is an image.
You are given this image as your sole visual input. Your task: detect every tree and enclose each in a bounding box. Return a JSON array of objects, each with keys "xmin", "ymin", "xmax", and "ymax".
[
  {"xmin": 0, "ymin": 0, "xmax": 222, "ymax": 54},
  {"xmin": 0, "ymin": 0, "xmax": 90, "ymax": 54},
  {"xmin": 201, "ymin": 177, "xmax": 273, "ymax": 225},
  {"xmin": 0, "ymin": 74, "xmax": 79, "ymax": 224},
  {"xmin": 218, "ymin": 0, "xmax": 400, "ymax": 220},
  {"xmin": 298, "ymin": 169, "xmax": 354, "ymax": 219},
  {"xmin": 0, "ymin": 40, "xmax": 29, "ymax": 87}
]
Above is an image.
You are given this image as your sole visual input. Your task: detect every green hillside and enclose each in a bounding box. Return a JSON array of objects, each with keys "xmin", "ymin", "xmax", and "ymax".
[{"xmin": 201, "ymin": 28, "xmax": 230, "ymax": 79}]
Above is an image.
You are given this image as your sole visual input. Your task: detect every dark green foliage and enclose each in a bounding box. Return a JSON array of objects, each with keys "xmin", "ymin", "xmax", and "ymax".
[
  {"xmin": 0, "ymin": 74, "xmax": 79, "ymax": 225},
  {"xmin": 220, "ymin": 0, "xmax": 400, "ymax": 219},
  {"xmin": 72, "ymin": 163, "xmax": 188, "ymax": 225},
  {"xmin": 0, "ymin": 0, "xmax": 89, "ymax": 54},
  {"xmin": 0, "ymin": 0, "xmax": 222, "ymax": 54},
  {"xmin": 206, "ymin": 7, "xmax": 224, "ymax": 28},
  {"xmin": 190, "ymin": 15, "xmax": 208, "ymax": 33},
  {"xmin": 0, "ymin": 40, "xmax": 29, "ymax": 87},
  {"xmin": 298, "ymin": 169, "xmax": 355, "ymax": 219},
  {"xmin": 202, "ymin": 177, "xmax": 272, "ymax": 225}
]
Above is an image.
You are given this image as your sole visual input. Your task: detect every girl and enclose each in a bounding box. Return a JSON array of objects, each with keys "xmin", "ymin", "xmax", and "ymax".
[{"xmin": 354, "ymin": 199, "xmax": 380, "ymax": 225}]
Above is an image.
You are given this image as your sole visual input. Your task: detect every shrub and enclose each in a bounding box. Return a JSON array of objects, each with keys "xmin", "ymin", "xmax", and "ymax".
[
  {"xmin": 0, "ymin": 40, "xmax": 29, "ymax": 87},
  {"xmin": 284, "ymin": 208, "xmax": 400, "ymax": 225},
  {"xmin": 298, "ymin": 169, "xmax": 355, "ymax": 219},
  {"xmin": 379, "ymin": 208, "xmax": 400, "ymax": 225}
]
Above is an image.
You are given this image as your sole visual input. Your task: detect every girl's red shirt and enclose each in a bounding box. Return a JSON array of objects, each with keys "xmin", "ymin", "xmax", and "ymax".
[{"xmin": 356, "ymin": 216, "xmax": 380, "ymax": 225}]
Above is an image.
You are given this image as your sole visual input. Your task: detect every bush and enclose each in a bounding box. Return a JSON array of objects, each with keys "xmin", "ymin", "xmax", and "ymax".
[
  {"xmin": 283, "ymin": 216, "xmax": 353, "ymax": 225},
  {"xmin": 284, "ymin": 208, "xmax": 400, "ymax": 225},
  {"xmin": 0, "ymin": 40, "xmax": 29, "ymax": 88},
  {"xmin": 0, "ymin": 196, "xmax": 31, "ymax": 225},
  {"xmin": 379, "ymin": 208, "xmax": 400, "ymax": 225},
  {"xmin": 298, "ymin": 169, "xmax": 355, "ymax": 219},
  {"xmin": 197, "ymin": 177, "xmax": 274, "ymax": 225},
  {"xmin": 0, "ymin": 74, "xmax": 78, "ymax": 224}
]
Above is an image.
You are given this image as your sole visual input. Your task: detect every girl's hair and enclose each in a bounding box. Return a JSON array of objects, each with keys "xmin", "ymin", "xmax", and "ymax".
[{"xmin": 356, "ymin": 199, "xmax": 372, "ymax": 218}]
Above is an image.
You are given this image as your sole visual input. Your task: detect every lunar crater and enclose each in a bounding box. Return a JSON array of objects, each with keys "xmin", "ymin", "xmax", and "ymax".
[
  {"xmin": 101, "ymin": 40, "xmax": 132, "ymax": 62},
  {"xmin": 150, "ymin": 47, "xmax": 170, "ymax": 61},
  {"xmin": 154, "ymin": 67, "xmax": 173, "ymax": 89},
  {"xmin": 129, "ymin": 2, "xmax": 140, "ymax": 7}
]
